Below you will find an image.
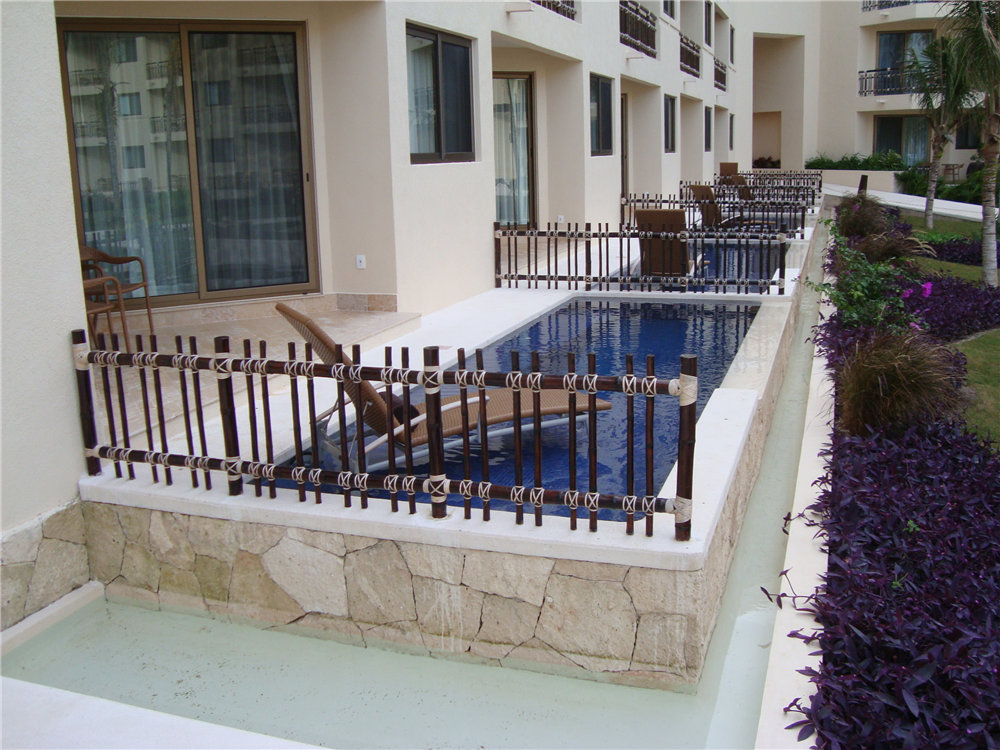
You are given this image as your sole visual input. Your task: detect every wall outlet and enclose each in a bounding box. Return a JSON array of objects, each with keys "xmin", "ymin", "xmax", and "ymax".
[
  {"xmin": 356, "ymin": 254, "xmax": 366, "ymax": 269},
  {"xmin": 557, "ymin": 215, "xmax": 564, "ymax": 223}
]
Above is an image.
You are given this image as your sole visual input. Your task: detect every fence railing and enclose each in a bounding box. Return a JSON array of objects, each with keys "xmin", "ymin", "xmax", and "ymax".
[
  {"xmin": 69, "ymin": 68, "xmax": 103, "ymax": 87},
  {"xmin": 531, "ymin": 0, "xmax": 577, "ymax": 19},
  {"xmin": 680, "ymin": 33, "xmax": 701, "ymax": 76},
  {"xmin": 74, "ymin": 120, "xmax": 107, "ymax": 138},
  {"xmin": 861, "ymin": 0, "xmax": 938, "ymax": 10},
  {"xmin": 73, "ymin": 329, "xmax": 696, "ymax": 540},
  {"xmin": 734, "ymin": 170, "xmax": 823, "ymax": 191},
  {"xmin": 146, "ymin": 60, "xmax": 171, "ymax": 79},
  {"xmin": 858, "ymin": 67, "xmax": 914, "ymax": 96},
  {"xmin": 620, "ymin": 0, "xmax": 657, "ymax": 57},
  {"xmin": 150, "ymin": 115, "xmax": 187, "ymax": 134},
  {"xmin": 714, "ymin": 57, "xmax": 727, "ymax": 90},
  {"xmin": 622, "ymin": 191, "xmax": 812, "ymax": 234},
  {"xmin": 494, "ymin": 222, "xmax": 788, "ymax": 296}
]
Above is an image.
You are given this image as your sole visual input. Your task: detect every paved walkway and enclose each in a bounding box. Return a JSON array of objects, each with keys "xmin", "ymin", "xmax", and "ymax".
[{"xmin": 823, "ymin": 184, "xmax": 984, "ymax": 222}]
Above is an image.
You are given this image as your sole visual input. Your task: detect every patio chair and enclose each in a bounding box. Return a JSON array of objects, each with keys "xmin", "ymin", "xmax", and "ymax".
[
  {"xmin": 634, "ymin": 208, "xmax": 689, "ymax": 276},
  {"xmin": 718, "ymin": 162, "xmax": 739, "ymax": 185},
  {"xmin": 275, "ymin": 303, "xmax": 612, "ymax": 469},
  {"xmin": 82, "ymin": 275, "xmax": 131, "ymax": 352},
  {"xmin": 80, "ymin": 245, "xmax": 155, "ymax": 334},
  {"xmin": 690, "ymin": 184, "xmax": 773, "ymax": 231}
]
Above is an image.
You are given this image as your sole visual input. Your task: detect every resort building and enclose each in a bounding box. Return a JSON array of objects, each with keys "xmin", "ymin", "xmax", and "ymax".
[{"xmin": 0, "ymin": 0, "xmax": 967, "ymax": 745}]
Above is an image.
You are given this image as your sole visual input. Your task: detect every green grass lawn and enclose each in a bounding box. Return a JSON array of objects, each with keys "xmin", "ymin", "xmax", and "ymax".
[
  {"xmin": 913, "ymin": 256, "xmax": 987, "ymax": 285},
  {"xmin": 956, "ymin": 329, "xmax": 1000, "ymax": 444},
  {"xmin": 899, "ymin": 209, "xmax": 982, "ymax": 238}
]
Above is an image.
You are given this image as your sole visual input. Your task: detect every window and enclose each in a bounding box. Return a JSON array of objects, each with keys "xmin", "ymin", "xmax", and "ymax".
[
  {"xmin": 877, "ymin": 30, "xmax": 932, "ymax": 69},
  {"xmin": 205, "ymin": 80, "xmax": 231, "ymax": 106},
  {"xmin": 730, "ymin": 26, "xmax": 735, "ymax": 63},
  {"xmin": 590, "ymin": 74, "xmax": 613, "ymax": 156},
  {"xmin": 119, "ymin": 92, "xmax": 141, "ymax": 116},
  {"xmin": 705, "ymin": 106, "xmax": 712, "ymax": 152},
  {"xmin": 664, "ymin": 95, "xmax": 676, "ymax": 153},
  {"xmin": 705, "ymin": 2, "xmax": 712, "ymax": 46},
  {"xmin": 955, "ymin": 120, "xmax": 981, "ymax": 150},
  {"xmin": 122, "ymin": 145, "xmax": 145, "ymax": 169},
  {"xmin": 112, "ymin": 37, "xmax": 137, "ymax": 63},
  {"xmin": 407, "ymin": 26, "xmax": 474, "ymax": 164},
  {"xmin": 729, "ymin": 113, "xmax": 734, "ymax": 151},
  {"xmin": 663, "ymin": 1, "xmax": 675, "ymax": 18},
  {"xmin": 875, "ymin": 115, "xmax": 928, "ymax": 166},
  {"xmin": 61, "ymin": 23, "xmax": 317, "ymax": 302}
]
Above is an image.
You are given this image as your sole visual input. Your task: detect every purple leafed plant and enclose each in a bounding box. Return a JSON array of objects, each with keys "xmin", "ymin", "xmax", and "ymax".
[
  {"xmin": 791, "ymin": 424, "xmax": 1000, "ymax": 749},
  {"xmin": 928, "ymin": 237, "xmax": 983, "ymax": 266},
  {"xmin": 900, "ymin": 275, "xmax": 1000, "ymax": 342}
]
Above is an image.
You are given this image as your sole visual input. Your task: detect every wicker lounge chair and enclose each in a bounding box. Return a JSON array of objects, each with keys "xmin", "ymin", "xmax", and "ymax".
[{"xmin": 276, "ymin": 303, "xmax": 611, "ymax": 467}]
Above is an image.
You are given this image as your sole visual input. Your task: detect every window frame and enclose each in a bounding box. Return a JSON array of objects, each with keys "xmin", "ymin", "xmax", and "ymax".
[
  {"xmin": 729, "ymin": 113, "xmax": 734, "ymax": 151},
  {"xmin": 664, "ymin": 94, "xmax": 676, "ymax": 153},
  {"xmin": 705, "ymin": 106, "xmax": 712, "ymax": 152},
  {"xmin": 704, "ymin": 2, "xmax": 713, "ymax": 47},
  {"xmin": 590, "ymin": 74, "xmax": 614, "ymax": 157},
  {"xmin": 407, "ymin": 25, "xmax": 476, "ymax": 165},
  {"xmin": 663, "ymin": 1, "xmax": 675, "ymax": 19},
  {"xmin": 730, "ymin": 26, "xmax": 735, "ymax": 63},
  {"xmin": 955, "ymin": 119, "xmax": 981, "ymax": 150},
  {"xmin": 57, "ymin": 17, "xmax": 319, "ymax": 306}
]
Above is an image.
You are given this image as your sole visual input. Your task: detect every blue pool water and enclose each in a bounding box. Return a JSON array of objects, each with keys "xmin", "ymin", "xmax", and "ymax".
[{"xmin": 305, "ymin": 299, "xmax": 757, "ymax": 519}]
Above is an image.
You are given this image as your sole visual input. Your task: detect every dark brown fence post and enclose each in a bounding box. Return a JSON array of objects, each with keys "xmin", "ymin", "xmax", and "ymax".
[
  {"xmin": 584, "ymin": 222, "xmax": 592, "ymax": 292},
  {"xmin": 72, "ymin": 329, "xmax": 102, "ymax": 476},
  {"xmin": 214, "ymin": 336, "xmax": 242, "ymax": 496},
  {"xmin": 494, "ymin": 221, "xmax": 502, "ymax": 288},
  {"xmin": 675, "ymin": 354, "xmax": 697, "ymax": 541},
  {"xmin": 423, "ymin": 346, "xmax": 447, "ymax": 519},
  {"xmin": 778, "ymin": 222, "xmax": 788, "ymax": 296}
]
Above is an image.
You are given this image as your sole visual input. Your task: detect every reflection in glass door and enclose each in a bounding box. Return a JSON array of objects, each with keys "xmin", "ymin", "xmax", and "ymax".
[{"xmin": 493, "ymin": 74, "xmax": 534, "ymax": 228}]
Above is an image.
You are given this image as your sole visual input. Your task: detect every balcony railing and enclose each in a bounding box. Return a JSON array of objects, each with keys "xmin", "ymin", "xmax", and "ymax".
[
  {"xmin": 237, "ymin": 42, "xmax": 296, "ymax": 67},
  {"xmin": 74, "ymin": 120, "xmax": 107, "ymax": 138},
  {"xmin": 242, "ymin": 104, "xmax": 296, "ymax": 125},
  {"xmin": 146, "ymin": 60, "xmax": 170, "ymax": 79},
  {"xmin": 861, "ymin": 0, "xmax": 938, "ymax": 11},
  {"xmin": 680, "ymin": 33, "xmax": 701, "ymax": 76},
  {"xmin": 69, "ymin": 69, "xmax": 103, "ymax": 87},
  {"xmin": 858, "ymin": 67, "xmax": 915, "ymax": 96},
  {"xmin": 620, "ymin": 0, "xmax": 657, "ymax": 58},
  {"xmin": 714, "ymin": 57, "xmax": 727, "ymax": 91},
  {"xmin": 150, "ymin": 115, "xmax": 187, "ymax": 134},
  {"xmin": 531, "ymin": 0, "xmax": 576, "ymax": 19}
]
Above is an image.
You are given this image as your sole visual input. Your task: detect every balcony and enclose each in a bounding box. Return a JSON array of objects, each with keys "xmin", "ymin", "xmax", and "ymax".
[
  {"xmin": 858, "ymin": 67, "xmax": 915, "ymax": 96},
  {"xmin": 69, "ymin": 68, "xmax": 103, "ymax": 87},
  {"xmin": 530, "ymin": 0, "xmax": 576, "ymax": 19},
  {"xmin": 74, "ymin": 120, "xmax": 107, "ymax": 138},
  {"xmin": 242, "ymin": 104, "xmax": 295, "ymax": 125},
  {"xmin": 237, "ymin": 42, "xmax": 295, "ymax": 68},
  {"xmin": 146, "ymin": 60, "xmax": 170, "ymax": 79},
  {"xmin": 714, "ymin": 57, "xmax": 727, "ymax": 91},
  {"xmin": 861, "ymin": 0, "xmax": 938, "ymax": 10},
  {"xmin": 680, "ymin": 33, "xmax": 701, "ymax": 76},
  {"xmin": 150, "ymin": 115, "xmax": 187, "ymax": 134},
  {"xmin": 619, "ymin": 0, "xmax": 657, "ymax": 58}
]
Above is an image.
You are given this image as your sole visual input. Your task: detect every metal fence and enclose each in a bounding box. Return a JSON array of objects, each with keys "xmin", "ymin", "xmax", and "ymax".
[
  {"xmin": 621, "ymin": 192, "xmax": 811, "ymax": 234},
  {"xmin": 73, "ymin": 329, "xmax": 697, "ymax": 540},
  {"xmin": 620, "ymin": 0, "xmax": 657, "ymax": 58}
]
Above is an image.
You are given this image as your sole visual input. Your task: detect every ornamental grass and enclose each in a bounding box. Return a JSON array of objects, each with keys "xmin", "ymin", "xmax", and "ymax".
[{"xmin": 836, "ymin": 194, "xmax": 895, "ymax": 238}]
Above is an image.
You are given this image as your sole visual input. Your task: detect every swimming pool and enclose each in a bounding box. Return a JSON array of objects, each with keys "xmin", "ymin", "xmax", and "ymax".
[{"xmin": 310, "ymin": 298, "xmax": 757, "ymax": 518}]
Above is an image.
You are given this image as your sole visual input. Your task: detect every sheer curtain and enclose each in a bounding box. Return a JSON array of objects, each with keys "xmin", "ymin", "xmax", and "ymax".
[
  {"xmin": 407, "ymin": 34, "xmax": 437, "ymax": 154},
  {"xmin": 189, "ymin": 32, "xmax": 307, "ymax": 291},
  {"xmin": 902, "ymin": 116, "xmax": 930, "ymax": 166},
  {"xmin": 66, "ymin": 31, "xmax": 197, "ymax": 297},
  {"xmin": 493, "ymin": 78, "xmax": 531, "ymax": 227}
]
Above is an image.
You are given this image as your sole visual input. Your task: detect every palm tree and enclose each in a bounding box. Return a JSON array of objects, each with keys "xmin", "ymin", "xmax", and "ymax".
[
  {"xmin": 946, "ymin": 0, "xmax": 1000, "ymax": 287},
  {"xmin": 907, "ymin": 37, "xmax": 977, "ymax": 230}
]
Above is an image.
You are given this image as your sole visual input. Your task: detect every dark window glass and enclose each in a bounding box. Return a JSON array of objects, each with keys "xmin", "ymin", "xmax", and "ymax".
[
  {"xmin": 407, "ymin": 26, "xmax": 474, "ymax": 163},
  {"xmin": 205, "ymin": 80, "xmax": 231, "ymax": 106},
  {"xmin": 875, "ymin": 116, "xmax": 903, "ymax": 154},
  {"xmin": 209, "ymin": 137, "xmax": 235, "ymax": 163},
  {"xmin": 200, "ymin": 33, "xmax": 229, "ymax": 49},
  {"xmin": 878, "ymin": 30, "xmax": 932, "ymax": 69},
  {"xmin": 663, "ymin": 1, "xmax": 675, "ymax": 18},
  {"xmin": 729, "ymin": 113, "xmax": 734, "ymax": 150},
  {"xmin": 956, "ymin": 120, "xmax": 981, "ymax": 150},
  {"xmin": 113, "ymin": 37, "xmax": 137, "ymax": 63},
  {"xmin": 705, "ymin": 2, "xmax": 712, "ymax": 46},
  {"xmin": 705, "ymin": 106, "xmax": 712, "ymax": 152},
  {"xmin": 442, "ymin": 42, "xmax": 472, "ymax": 154},
  {"xmin": 122, "ymin": 145, "xmax": 145, "ymax": 169},
  {"xmin": 590, "ymin": 74, "xmax": 613, "ymax": 155},
  {"xmin": 119, "ymin": 92, "xmax": 141, "ymax": 116},
  {"xmin": 664, "ymin": 95, "xmax": 676, "ymax": 153},
  {"xmin": 730, "ymin": 26, "xmax": 735, "ymax": 63}
]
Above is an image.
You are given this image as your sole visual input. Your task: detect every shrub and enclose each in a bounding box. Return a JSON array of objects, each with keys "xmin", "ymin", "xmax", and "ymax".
[
  {"xmin": 817, "ymin": 246, "xmax": 916, "ymax": 329},
  {"xmin": 854, "ymin": 232, "xmax": 934, "ymax": 266},
  {"xmin": 797, "ymin": 423, "xmax": 1000, "ymax": 748},
  {"xmin": 837, "ymin": 193, "xmax": 894, "ymax": 238},
  {"xmin": 805, "ymin": 151, "xmax": 906, "ymax": 171},
  {"xmin": 752, "ymin": 156, "xmax": 780, "ymax": 169},
  {"xmin": 835, "ymin": 329, "xmax": 965, "ymax": 436}
]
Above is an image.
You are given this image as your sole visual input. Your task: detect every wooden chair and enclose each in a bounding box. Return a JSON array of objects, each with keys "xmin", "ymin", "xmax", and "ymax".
[
  {"xmin": 82, "ymin": 275, "xmax": 131, "ymax": 352},
  {"xmin": 635, "ymin": 209, "xmax": 688, "ymax": 276},
  {"xmin": 79, "ymin": 245, "xmax": 155, "ymax": 333},
  {"xmin": 718, "ymin": 162, "xmax": 739, "ymax": 185}
]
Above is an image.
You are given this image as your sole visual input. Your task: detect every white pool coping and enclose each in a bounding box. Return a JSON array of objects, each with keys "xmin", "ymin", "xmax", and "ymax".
[
  {"xmin": 80, "ymin": 284, "xmax": 796, "ymax": 572},
  {"xmin": 823, "ymin": 184, "xmax": 984, "ymax": 222}
]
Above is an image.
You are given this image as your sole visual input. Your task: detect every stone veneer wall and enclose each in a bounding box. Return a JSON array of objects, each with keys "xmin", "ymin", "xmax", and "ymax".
[
  {"xmin": 82, "ymin": 500, "xmax": 720, "ymax": 690},
  {"xmin": 1, "ymin": 504, "xmax": 90, "ymax": 630}
]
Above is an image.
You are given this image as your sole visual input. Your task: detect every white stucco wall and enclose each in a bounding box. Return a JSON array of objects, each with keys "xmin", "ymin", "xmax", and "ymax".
[{"xmin": 1, "ymin": 1, "xmax": 89, "ymax": 530}]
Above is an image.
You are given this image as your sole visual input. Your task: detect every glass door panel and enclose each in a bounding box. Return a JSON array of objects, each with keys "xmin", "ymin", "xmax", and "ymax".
[
  {"xmin": 493, "ymin": 75, "xmax": 533, "ymax": 227},
  {"xmin": 65, "ymin": 30, "xmax": 198, "ymax": 297},
  {"xmin": 189, "ymin": 32, "xmax": 308, "ymax": 292}
]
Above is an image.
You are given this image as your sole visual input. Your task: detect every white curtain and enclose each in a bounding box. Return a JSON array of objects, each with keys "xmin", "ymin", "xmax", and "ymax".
[
  {"xmin": 493, "ymin": 78, "xmax": 531, "ymax": 226},
  {"xmin": 902, "ymin": 116, "xmax": 929, "ymax": 167},
  {"xmin": 407, "ymin": 35, "xmax": 437, "ymax": 154}
]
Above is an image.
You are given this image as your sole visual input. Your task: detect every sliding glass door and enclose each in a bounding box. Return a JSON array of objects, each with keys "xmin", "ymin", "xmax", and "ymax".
[
  {"xmin": 493, "ymin": 74, "xmax": 534, "ymax": 228},
  {"xmin": 61, "ymin": 21, "xmax": 316, "ymax": 303}
]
